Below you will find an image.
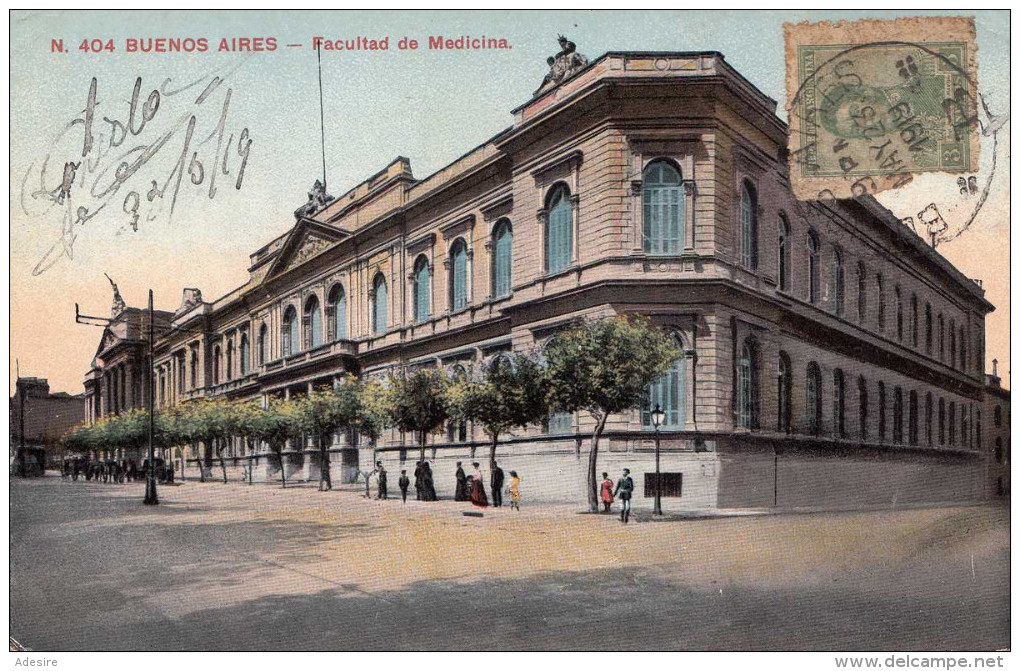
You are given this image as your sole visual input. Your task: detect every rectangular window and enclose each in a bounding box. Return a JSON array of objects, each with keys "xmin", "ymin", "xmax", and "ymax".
[{"xmin": 546, "ymin": 411, "xmax": 572, "ymax": 435}]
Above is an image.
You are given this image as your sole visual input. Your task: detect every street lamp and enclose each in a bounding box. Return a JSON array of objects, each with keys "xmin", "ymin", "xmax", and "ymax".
[{"xmin": 651, "ymin": 403, "xmax": 665, "ymax": 516}]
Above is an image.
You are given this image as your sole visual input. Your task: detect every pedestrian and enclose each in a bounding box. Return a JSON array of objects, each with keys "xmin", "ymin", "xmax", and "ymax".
[
  {"xmin": 376, "ymin": 461, "xmax": 388, "ymax": 500},
  {"xmin": 362, "ymin": 467, "xmax": 374, "ymax": 498},
  {"xmin": 422, "ymin": 461, "xmax": 437, "ymax": 501},
  {"xmin": 508, "ymin": 470, "xmax": 521, "ymax": 511},
  {"xmin": 414, "ymin": 461, "xmax": 424, "ymax": 500},
  {"xmin": 168, "ymin": 460, "xmax": 175, "ymax": 484},
  {"xmin": 72, "ymin": 459, "xmax": 80, "ymax": 481},
  {"xmin": 600, "ymin": 472, "xmax": 615, "ymax": 514},
  {"xmin": 398, "ymin": 470, "xmax": 410, "ymax": 503},
  {"xmin": 491, "ymin": 462, "xmax": 505, "ymax": 508},
  {"xmin": 454, "ymin": 461, "xmax": 468, "ymax": 501},
  {"xmin": 469, "ymin": 462, "xmax": 488, "ymax": 507},
  {"xmin": 613, "ymin": 468, "xmax": 634, "ymax": 524}
]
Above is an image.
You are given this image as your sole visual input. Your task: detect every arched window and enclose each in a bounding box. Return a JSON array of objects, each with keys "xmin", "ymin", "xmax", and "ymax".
[
  {"xmin": 449, "ymin": 239, "xmax": 468, "ymax": 311},
  {"xmin": 877, "ymin": 274, "xmax": 886, "ymax": 332},
  {"xmin": 908, "ymin": 390, "xmax": 918, "ymax": 445},
  {"xmin": 833, "ymin": 368, "xmax": 846, "ymax": 437},
  {"xmin": 858, "ymin": 376, "xmax": 869, "ymax": 440},
  {"xmin": 413, "ymin": 256, "xmax": 431, "ymax": 323},
  {"xmin": 959, "ymin": 325, "xmax": 967, "ymax": 372},
  {"xmin": 190, "ymin": 347, "xmax": 199, "ymax": 387},
  {"xmin": 878, "ymin": 382, "xmax": 887, "ymax": 441},
  {"xmin": 778, "ymin": 215, "xmax": 791, "ymax": 292},
  {"xmin": 925, "ymin": 393, "xmax": 933, "ymax": 446},
  {"xmin": 938, "ymin": 397, "xmax": 946, "ymax": 445},
  {"xmin": 735, "ymin": 338, "xmax": 759, "ymax": 429},
  {"xmin": 327, "ymin": 285, "xmax": 347, "ymax": 340},
  {"xmin": 893, "ymin": 386, "xmax": 904, "ymax": 444},
  {"xmin": 304, "ymin": 295, "xmax": 322, "ymax": 349},
  {"xmin": 372, "ymin": 273, "xmax": 388, "ymax": 334},
  {"xmin": 832, "ymin": 248, "xmax": 845, "ymax": 315},
  {"xmin": 938, "ymin": 314, "xmax": 945, "ymax": 360},
  {"xmin": 911, "ymin": 294, "xmax": 919, "ymax": 347},
  {"xmin": 226, "ymin": 340, "xmax": 234, "ymax": 381},
  {"xmin": 949, "ymin": 319, "xmax": 956, "ymax": 368},
  {"xmin": 807, "ymin": 231, "xmax": 820, "ymax": 304},
  {"xmin": 642, "ymin": 160, "xmax": 683, "ymax": 254},
  {"xmin": 857, "ymin": 262, "xmax": 867, "ymax": 323},
  {"xmin": 925, "ymin": 303, "xmax": 933, "ymax": 355},
  {"xmin": 492, "ymin": 219, "xmax": 513, "ymax": 298},
  {"xmin": 212, "ymin": 345, "xmax": 221, "ymax": 385},
  {"xmin": 895, "ymin": 286, "xmax": 903, "ymax": 342},
  {"xmin": 995, "ymin": 405, "xmax": 1002, "ymax": 427},
  {"xmin": 778, "ymin": 351, "xmax": 792, "ymax": 433},
  {"xmin": 948, "ymin": 401, "xmax": 956, "ymax": 445},
  {"xmin": 806, "ymin": 362, "xmax": 822, "ymax": 435},
  {"xmin": 739, "ymin": 181, "xmax": 758, "ymax": 268},
  {"xmin": 239, "ymin": 334, "xmax": 249, "ymax": 376},
  {"xmin": 545, "ymin": 184, "xmax": 573, "ymax": 274},
  {"xmin": 258, "ymin": 324, "xmax": 267, "ymax": 365},
  {"xmin": 282, "ymin": 306, "xmax": 298, "ymax": 357},
  {"xmin": 644, "ymin": 337, "xmax": 686, "ymax": 429}
]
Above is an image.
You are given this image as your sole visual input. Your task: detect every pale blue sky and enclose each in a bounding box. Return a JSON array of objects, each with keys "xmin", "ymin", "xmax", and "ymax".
[{"xmin": 9, "ymin": 10, "xmax": 1010, "ymax": 393}]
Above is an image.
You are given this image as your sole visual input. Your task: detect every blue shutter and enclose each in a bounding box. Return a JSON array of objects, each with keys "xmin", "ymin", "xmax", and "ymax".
[
  {"xmin": 494, "ymin": 224, "xmax": 512, "ymax": 297},
  {"xmin": 642, "ymin": 162, "xmax": 683, "ymax": 254},
  {"xmin": 310, "ymin": 304, "xmax": 322, "ymax": 347},
  {"xmin": 415, "ymin": 261, "xmax": 429, "ymax": 322},
  {"xmin": 452, "ymin": 243, "xmax": 467, "ymax": 309},
  {"xmin": 548, "ymin": 189, "xmax": 572, "ymax": 273},
  {"xmin": 374, "ymin": 277, "xmax": 387, "ymax": 334},
  {"xmin": 335, "ymin": 291, "xmax": 347, "ymax": 339}
]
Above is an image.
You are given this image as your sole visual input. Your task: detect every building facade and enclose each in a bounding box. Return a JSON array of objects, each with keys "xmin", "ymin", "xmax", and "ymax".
[
  {"xmin": 983, "ymin": 360, "xmax": 1010, "ymax": 499},
  {"xmin": 10, "ymin": 377, "xmax": 86, "ymax": 474},
  {"xmin": 84, "ymin": 50, "xmax": 997, "ymax": 510}
]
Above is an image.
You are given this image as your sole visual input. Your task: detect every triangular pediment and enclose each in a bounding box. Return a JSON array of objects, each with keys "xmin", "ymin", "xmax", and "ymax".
[{"xmin": 265, "ymin": 219, "xmax": 347, "ymax": 280}]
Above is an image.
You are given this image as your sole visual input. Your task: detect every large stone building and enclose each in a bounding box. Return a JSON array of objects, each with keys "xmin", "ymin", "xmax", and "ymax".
[
  {"xmin": 983, "ymin": 360, "xmax": 1010, "ymax": 499},
  {"xmin": 10, "ymin": 377, "xmax": 86, "ymax": 474},
  {"xmin": 84, "ymin": 49, "xmax": 998, "ymax": 510}
]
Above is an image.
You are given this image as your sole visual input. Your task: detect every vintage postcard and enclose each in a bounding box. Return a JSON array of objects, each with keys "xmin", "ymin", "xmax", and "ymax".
[{"xmin": 7, "ymin": 9, "xmax": 1010, "ymax": 664}]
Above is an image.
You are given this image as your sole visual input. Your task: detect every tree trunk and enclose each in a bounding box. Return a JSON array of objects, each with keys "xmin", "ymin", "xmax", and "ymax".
[
  {"xmin": 275, "ymin": 446, "xmax": 286, "ymax": 488},
  {"xmin": 218, "ymin": 440, "xmax": 228, "ymax": 484},
  {"xmin": 488, "ymin": 431, "xmax": 499, "ymax": 473},
  {"xmin": 419, "ymin": 430, "xmax": 426, "ymax": 463},
  {"xmin": 319, "ymin": 432, "xmax": 332, "ymax": 491},
  {"xmin": 586, "ymin": 412, "xmax": 608, "ymax": 512}
]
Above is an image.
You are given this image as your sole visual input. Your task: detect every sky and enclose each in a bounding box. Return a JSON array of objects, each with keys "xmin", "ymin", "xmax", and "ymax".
[{"xmin": 8, "ymin": 10, "xmax": 1010, "ymax": 395}]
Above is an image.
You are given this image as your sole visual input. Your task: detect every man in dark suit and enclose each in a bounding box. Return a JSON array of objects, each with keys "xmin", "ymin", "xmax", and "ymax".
[
  {"xmin": 376, "ymin": 461, "xmax": 388, "ymax": 500},
  {"xmin": 454, "ymin": 462, "xmax": 468, "ymax": 501},
  {"xmin": 613, "ymin": 468, "xmax": 634, "ymax": 523},
  {"xmin": 398, "ymin": 470, "xmax": 410, "ymax": 503},
  {"xmin": 491, "ymin": 463, "xmax": 505, "ymax": 507}
]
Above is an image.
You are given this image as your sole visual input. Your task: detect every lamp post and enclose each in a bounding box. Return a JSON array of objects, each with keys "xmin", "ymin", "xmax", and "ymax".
[
  {"xmin": 144, "ymin": 289, "xmax": 159, "ymax": 505},
  {"xmin": 651, "ymin": 403, "xmax": 665, "ymax": 516}
]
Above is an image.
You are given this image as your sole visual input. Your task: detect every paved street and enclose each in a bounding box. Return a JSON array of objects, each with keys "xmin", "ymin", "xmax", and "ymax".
[{"xmin": 10, "ymin": 475, "xmax": 1010, "ymax": 651}]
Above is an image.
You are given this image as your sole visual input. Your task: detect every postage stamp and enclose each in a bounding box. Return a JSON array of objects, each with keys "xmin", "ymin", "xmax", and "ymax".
[{"xmin": 784, "ymin": 17, "xmax": 980, "ymax": 200}]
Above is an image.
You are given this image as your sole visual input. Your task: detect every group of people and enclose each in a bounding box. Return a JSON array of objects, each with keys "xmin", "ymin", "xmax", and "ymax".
[
  {"xmin": 364, "ymin": 459, "xmax": 522, "ymax": 510},
  {"xmin": 61, "ymin": 457, "xmax": 175, "ymax": 485},
  {"xmin": 600, "ymin": 468, "xmax": 635, "ymax": 523}
]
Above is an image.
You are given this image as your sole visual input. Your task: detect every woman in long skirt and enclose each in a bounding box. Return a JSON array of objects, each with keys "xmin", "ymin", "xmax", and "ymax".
[
  {"xmin": 422, "ymin": 462, "xmax": 438, "ymax": 501},
  {"xmin": 508, "ymin": 471, "xmax": 521, "ymax": 511},
  {"xmin": 469, "ymin": 462, "xmax": 488, "ymax": 507}
]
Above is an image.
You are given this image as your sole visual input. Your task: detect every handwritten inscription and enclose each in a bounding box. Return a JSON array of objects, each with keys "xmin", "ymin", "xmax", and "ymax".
[{"xmin": 21, "ymin": 60, "xmax": 253, "ymax": 276}]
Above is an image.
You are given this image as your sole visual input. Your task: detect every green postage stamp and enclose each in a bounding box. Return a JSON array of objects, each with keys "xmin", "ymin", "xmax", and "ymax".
[{"xmin": 785, "ymin": 17, "xmax": 980, "ymax": 200}]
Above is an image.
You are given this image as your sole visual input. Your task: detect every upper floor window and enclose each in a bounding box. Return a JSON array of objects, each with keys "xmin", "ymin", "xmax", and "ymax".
[
  {"xmin": 858, "ymin": 376, "xmax": 869, "ymax": 440},
  {"xmin": 806, "ymin": 361, "xmax": 822, "ymax": 435},
  {"xmin": 212, "ymin": 345, "xmax": 222, "ymax": 385},
  {"xmin": 925, "ymin": 393, "xmax": 933, "ymax": 446},
  {"xmin": 327, "ymin": 285, "xmax": 347, "ymax": 340},
  {"xmin": 911, "ymin": 294, "xmax": 919, "ymax": 347},
  {"xmin": 832, "ymin": 247, "xmax": 845, "ymax": 316},
  {"xmin": 807, "ymin": 231, "xmax": 820, "ymax": 304},
  {"xmin": 282, "ymin": 306, "xmax": 298, "ymax": 357},
  {"xmin": 949, "ymin": 319, "xmax": 956, "ymax": 368},
  {"xmin": 938, "ymin": 314, "xmax": 945, "ymax": 360},
  {"xmin": 878, "ymin": 381, "xmax": 887, "ymax": 441},
  {"xmin": 938, "ymin": 397, "xmax": 946, "ymax": 445},
  {"xmin": 372, "ymin": 273, "xmax": 388, "ymax": 334},
  {"xmin": 644, "ymin": 334, "xmax": 686, "ymax": 429},
  {"xmin": 735, "ymin": 338, "xmax": 759, "ymax": 429},
  {"xmin": 190, "ymin": 346, "xmax": 199, "ymax": 388},
  {"xmin": 449, "ymin": 238, "xmax": 469, "ymax": 311},
  {"xmin": 257, "ymin": 324, "xmax": 267, "ymax": 365},
  {"xmin": 924, "ymin": 303, "xmax": 933, "ymax": 355},
  {"xmin": 778, "ymin": 215, "xmax": 790, "ymax": 292},
  {"xmin": 643, "ymin": 160, "xmax": 683, "ymax": 254},
  {"xmin": 239, "ymin": 334, "xmax": 249, "ymax": 376},
  {"xmin": 895, "ymin": 285, "xmax": 903, "ymax": 342},
  {"xmin": 492, "ymin": 219, "xmax": 513, "ymax": 298},
  {"xmin": 226, "ymin": 340, "xmax": 234, "ymax": 381},
  {"xmin": 995, "ymin": 405, "xmax": 1002, "ymax": 427},
  {"xmin": 959, "ymin": 326, "xmax": 967, "ymax": 372},
  {"xmin": 304, "ymin": 295, "xmax": 323, "ymax": 349},
  {"xmin": 857, "ymin": 262, "xmax": 867, "ymax": 323},
  {"xmin": 833, "ymin": 368, "xmax": 846, "ymax": 437},
  {"xmin": 877, "ymin": 274, "xmax": 886, "ymax": 332},
  {"xmin": 739, "ymin": 181, "xmax": 758, "ymax": 269},
  {"xmin": 778, "ymin": 351, "xmax": 792, "ymax": 433},
  {"xmin": 545, "ymin": 184, "xmax": 573, "ymax": 274},
  {"xmin": 413, "ymin": 256, "xmax": 431, "ymax": 323}
]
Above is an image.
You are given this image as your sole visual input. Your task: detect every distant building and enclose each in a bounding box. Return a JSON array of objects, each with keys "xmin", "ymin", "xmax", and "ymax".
[
  {"xmin": 10, "ymin": 377, "xmax": 86, "ymax": 474},
  {"xmin": 83, "ymin": 47, "xmax": 997, "ymax": 510},
  {"xmin": 983, "ymin": 360, "xmax": 1010, "ymax": 498}
]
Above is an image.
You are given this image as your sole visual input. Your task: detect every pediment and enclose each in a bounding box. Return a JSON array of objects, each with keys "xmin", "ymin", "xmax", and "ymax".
[{"xmin": 265, "ymin": 219, "xmax": 348, "ymax": 280}]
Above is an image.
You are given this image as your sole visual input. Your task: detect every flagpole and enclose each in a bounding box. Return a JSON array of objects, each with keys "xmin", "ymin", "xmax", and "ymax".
[{"xmin": 317, "ymin": 41, "xmax": 327, "ymax": 189}]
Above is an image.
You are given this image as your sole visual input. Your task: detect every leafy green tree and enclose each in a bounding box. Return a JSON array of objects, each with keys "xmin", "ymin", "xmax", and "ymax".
[
  {"xmin": 387, "ymin": 368, "xmax": 451, "ymax": 462},
  {"xmin": 448, "ymin": 352, "xmax": 548, "ymax": 472},
  {"xmin": 544, "ymin": 315, "xmax": 681, "ymax": 511},
  {"xmin": 246, "ymin": 399, "xmax": 299, "ymax": 487},
  {"xmin": 293, "ymin": 378, "xmax": 362, "ymax": 491},
  {"xmin": 180, "ymin": 399, "xmax": 234, "ymax": 483}
]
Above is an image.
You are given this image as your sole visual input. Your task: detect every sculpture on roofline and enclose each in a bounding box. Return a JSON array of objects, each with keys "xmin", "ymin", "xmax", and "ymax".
[
  {"xmin": 294, "ymin": 179, "xmax": 335, "ymax": 219},
  {"xmin": 535, "ymin": 35, "xmax": 589, "ymax": 95}
]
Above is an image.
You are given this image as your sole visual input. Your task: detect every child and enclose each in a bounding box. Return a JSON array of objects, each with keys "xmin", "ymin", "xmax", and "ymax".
[
  {"xmin": 508, "ymin": 471, "xmax": 521, "ymax": 511},
  {"xmin": 600, "ymin": 472, "xmax": 614, "ymax": 514},
  {"xmin": 398, "ymin": 470, "xmax": 410, "ymax": 503}
]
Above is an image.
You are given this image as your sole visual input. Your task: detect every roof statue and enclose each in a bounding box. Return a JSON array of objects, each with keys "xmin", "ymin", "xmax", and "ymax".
[
  {"xmin": 535, "ymin": 35, "xmax": 589, "ymax": 95},
  {"xmin": 294, "ymin": 179, "xmax": 335, "ymax": 219},
  {"xmin": 104, "ymin": 273, "xmax": 126, "ymax": 317}
]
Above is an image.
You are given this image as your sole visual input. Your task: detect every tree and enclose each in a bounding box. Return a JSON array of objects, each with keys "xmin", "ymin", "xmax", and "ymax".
[
  {"xmin": 232, "ymin": 399, "xmax": 298, "ymax": 488},
  {"xmin": 387, "ymin": 368, "xmax": 451, "ymax": 462},
  {"xmin": 293, "ymin": 378, "xmax": 361, "ymax": 491},
  {"xmin": 180, "ymin": 399, "xmax": 234, "ymax": 483},
  {"xmin": 544, "ymin": 315, "xmax": 681, "ymax": 511},
  {"xmin": 448, "ymin": 352, "xmax": 548, "ymax": 472}
]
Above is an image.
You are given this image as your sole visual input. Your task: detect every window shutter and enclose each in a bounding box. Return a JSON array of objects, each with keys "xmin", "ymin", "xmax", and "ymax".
[
  {"xmin": 325, "ymin": 305, "xmax": 335, "ymax": 341},
  {"xmin": 302, "ymin": 315, "xmax": 311, "ymax": 349}
]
